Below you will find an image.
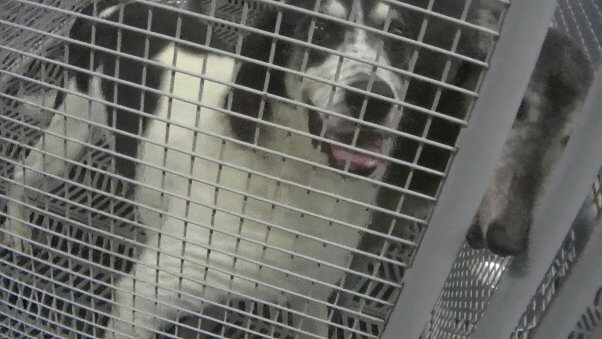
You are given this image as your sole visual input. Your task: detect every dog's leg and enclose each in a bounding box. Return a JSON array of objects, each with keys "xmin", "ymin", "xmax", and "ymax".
[
  {"xmin": 106, "ymin": 213, "xmax": 230, "ymax": 338},
  {"xmin": 106, "ymin": 199, "xmax": 293, "ymax": 338},
  {"xmin": 307, "ymin": 302, "xmax": 329, "ymax": 338},
  {"xmin": 4, "ymin": 114, "xmax": 89, "ymax": 251},
  {"xmin": 106, "ymin": 233, "xmax": 191, "ymax": 338},
  {"xmin": 3, "ymin": 81, "xmax": 103, "ymax": 252},
  {"xmin": 289, "ymin": 298, "xmax": 329, "ymax": 338}
]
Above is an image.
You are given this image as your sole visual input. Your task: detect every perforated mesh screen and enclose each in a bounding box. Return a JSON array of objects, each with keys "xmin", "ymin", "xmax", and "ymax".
[
  {"xmin": 0, "ymin": 0, "xmax": 507, "ymax": 337},
  {"xmin": 512, "ymin": 192, "xmax": 600, "ymax": 338},
  {"xmin": 554, "ymin": 0, "xmax": 602, "ymax": 67}
]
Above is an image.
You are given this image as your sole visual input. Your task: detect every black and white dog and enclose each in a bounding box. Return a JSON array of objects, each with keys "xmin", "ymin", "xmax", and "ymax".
[{"xmin": 2, "ymin": 0, "xmax": 423, "ymax": 337}]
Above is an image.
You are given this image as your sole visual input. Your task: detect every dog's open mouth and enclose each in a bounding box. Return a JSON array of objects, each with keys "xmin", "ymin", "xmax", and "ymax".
[{"xmin": 323, "ymin": 131, "xmax": 385, "ymax": 175}]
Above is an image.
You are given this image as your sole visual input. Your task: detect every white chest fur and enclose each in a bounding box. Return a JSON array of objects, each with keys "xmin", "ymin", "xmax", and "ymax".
[{"xmin": 112, "ymin": 45, "xmax": 379, "ymax": 337}]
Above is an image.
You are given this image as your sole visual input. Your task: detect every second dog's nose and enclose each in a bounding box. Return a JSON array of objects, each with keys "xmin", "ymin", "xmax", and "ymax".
[
  {"xmin": 346, "ymin": 80, "xmax": 394, "ymax": 123},
  {"xmin": 466, "ymin": 222, "xmax": 486, "ymax": 249},
  {"xmin": 486, "ymin": 221, "xmax": 528, "ymax": 257}
]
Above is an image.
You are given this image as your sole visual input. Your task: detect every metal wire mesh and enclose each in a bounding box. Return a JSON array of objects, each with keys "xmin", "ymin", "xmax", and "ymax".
[{"xmin": 0, "ymin": 0, "xmax": 507, "ymax": 337}]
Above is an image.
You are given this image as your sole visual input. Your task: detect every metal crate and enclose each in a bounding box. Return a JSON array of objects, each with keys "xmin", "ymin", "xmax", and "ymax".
[{"xmin": 1, "ymin": 0, "xmax": 598, "ymax": 338}]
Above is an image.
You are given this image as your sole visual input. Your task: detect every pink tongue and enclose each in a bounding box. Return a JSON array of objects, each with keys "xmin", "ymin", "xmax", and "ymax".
[{"xmin": 330, "ymin": 140, "xmax": 384, "ymax": 171}]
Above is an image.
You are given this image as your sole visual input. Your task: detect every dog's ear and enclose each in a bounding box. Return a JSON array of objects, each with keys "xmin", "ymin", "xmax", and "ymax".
[
  {"xmin": 228, "ymin": 9, "xmax": 296, "ymax": 143},
  {"xmin": 537, "ymin": 29, "xmax": 593, "ymax": 115}
]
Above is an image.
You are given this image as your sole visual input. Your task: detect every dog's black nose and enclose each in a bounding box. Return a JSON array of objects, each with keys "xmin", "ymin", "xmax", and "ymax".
[
  {"xmin": 346, "ymin": 80, "xmax": 394, "ymax": 123},
  {"xmin": 486, "ymin": 221, "xmax": 528, "ymax": 257},
  {"xmin": 466, "ymin": 222, "xmax": 486, "ymax": 249}
]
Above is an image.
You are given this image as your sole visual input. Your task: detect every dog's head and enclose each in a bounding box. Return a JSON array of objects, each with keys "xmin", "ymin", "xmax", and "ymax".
[
  {"xmin": 227, "ymin": 0, "xmax": 421, "ymax": 177},
  {"xmin": 283, "ymin": 1, "xmax": 412, "ymax": 176},
  {"xmin": 466, "ymin": 29, "xmax": 593, "ymax": 256}
]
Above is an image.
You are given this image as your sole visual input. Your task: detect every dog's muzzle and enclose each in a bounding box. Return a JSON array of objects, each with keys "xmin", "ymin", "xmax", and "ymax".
[{"xmin": 320, "ymin": 78, "xmax": 396, "ymax": 176}]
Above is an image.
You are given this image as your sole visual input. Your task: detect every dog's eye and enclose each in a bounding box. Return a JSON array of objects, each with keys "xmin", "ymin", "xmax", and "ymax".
[
  {"xmin": 312, "ymin": 20, "xmax": 334, "ymax": 42},
  {"xmin": 516, "ymin": 99, "xmax": 529, "ymax": 120},
  {"xmin": 388, "ymin": 21, "xmax": 405, "ymax": 36},
  {"xmin": 389, "ymin": 26, "xmax": 403, "ymax": 36}
]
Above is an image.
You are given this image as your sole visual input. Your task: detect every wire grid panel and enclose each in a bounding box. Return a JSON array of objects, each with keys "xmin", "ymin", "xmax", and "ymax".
[
  {"xmin": 421, "ymin": 0, "xmax": 601, "ymax": 337},
  {"xmin": 0, "ymin": 0, "xmax": 502, "ymax": 337}
]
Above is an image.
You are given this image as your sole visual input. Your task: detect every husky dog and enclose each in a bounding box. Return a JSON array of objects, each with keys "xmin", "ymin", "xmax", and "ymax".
[{"xmin": 1, "ymin": 0, "xmax": 423, "ymax": 337}]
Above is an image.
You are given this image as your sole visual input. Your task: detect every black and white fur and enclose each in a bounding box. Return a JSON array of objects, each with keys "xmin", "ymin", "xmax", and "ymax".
[{"xmin": 2, "ymin": 1, "xmax": 420, "ymax": 337}]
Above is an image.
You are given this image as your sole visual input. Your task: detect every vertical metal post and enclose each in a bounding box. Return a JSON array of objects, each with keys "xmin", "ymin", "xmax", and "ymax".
[
  {"xmin": 472, "ymin": 69, "xmax": 602, "ymax": 338},
  {"xmin": 381, "ymin": 1, "xmax": 560, "ymax": 338}
]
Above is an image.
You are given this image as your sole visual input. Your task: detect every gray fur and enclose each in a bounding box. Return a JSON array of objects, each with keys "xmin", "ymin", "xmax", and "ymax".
[{"xmin": 468, "ymin": 28, "xmax": 594, "ymax": 256}]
